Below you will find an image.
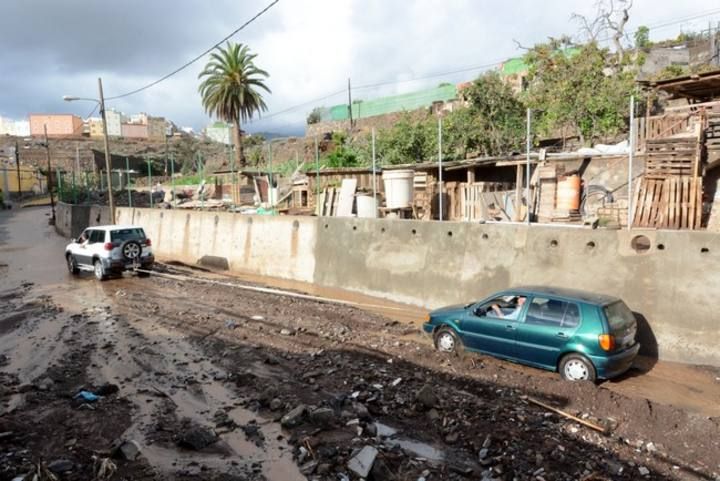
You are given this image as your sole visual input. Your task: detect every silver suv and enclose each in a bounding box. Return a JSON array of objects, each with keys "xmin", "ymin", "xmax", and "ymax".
[{"xmin": 65, "ymin": 225, "xmax": 155, "ymax": 281}]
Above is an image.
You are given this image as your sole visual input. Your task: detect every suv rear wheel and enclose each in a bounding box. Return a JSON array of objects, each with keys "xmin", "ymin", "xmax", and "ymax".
[
  {"xmin": 559, "ymin": 353, "xmax": 596, "ymax": 382},
  {"xmin": 94, "ymin": 260, "xmax": 108, "ymax": 281},
  {"xmin": 66, "ymin": 254, "xmax": 79, "ymax": 275}
]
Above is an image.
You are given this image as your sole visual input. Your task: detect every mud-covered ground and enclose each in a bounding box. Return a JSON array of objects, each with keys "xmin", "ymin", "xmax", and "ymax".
[{"xmin": 1, "ymin": 208, "xmax": 719, "ymax": 481}]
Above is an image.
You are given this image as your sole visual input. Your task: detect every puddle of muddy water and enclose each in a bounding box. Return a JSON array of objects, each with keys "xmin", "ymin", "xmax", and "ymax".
[{"xmin": 374, "ymin": 422, "xmax": 445, "ymax": 462}]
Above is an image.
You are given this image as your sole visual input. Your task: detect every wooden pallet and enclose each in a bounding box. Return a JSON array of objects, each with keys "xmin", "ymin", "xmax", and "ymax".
[
  {"xmin": 645, "ymin": 138, "xmax": 699, "ymax": 178},
  {"xmin": 632, "ymin": 177, "xmax": 702, "ymax": 229}
]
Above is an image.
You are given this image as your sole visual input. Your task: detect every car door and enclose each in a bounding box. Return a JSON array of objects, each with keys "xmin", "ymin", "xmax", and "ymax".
[
  {"xmin": 74, "ymin": 229, "xmax": 94, "ymax": 266},
  {"xmin": 459, "ymin": 295, "xmax": 526, "ymax": 359},
  {"xmin": 515, "ymin": 297, "xmax": 581, "ymax": 369},
  {"xmin": 85, "ymin": 229, "xmax": 106, "ymax": 264}
]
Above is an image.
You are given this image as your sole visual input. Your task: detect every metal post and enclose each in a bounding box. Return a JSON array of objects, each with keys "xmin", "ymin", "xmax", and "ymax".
[
  {"xmin": 126, "ymin": 157, "xmax": 132, "ymax": 208},
  {"xmin": 148, "ymin": 156, "xmax": 153, "ymax": 209},
  {"xmin": 199, "ymin": 152, "xmax": 204, "ymax": 211},
  {"xmin": 315, "ymin": 136, "xmax": 320, "ymax": 215},
  {"xmin": 268, "ymin": 142, "xmax": 274, "ymax": 206},
  {"xmin": 98, "ymin": 77, "xmax": 115, "ymax": 224},
  {"xmin": 44, "ymin": 125, "xmax": 55, "ymax": 224},
  {"xmin": 628, "ymin": 95, "xmax": 635, "ymax": 230},
  {"xmin": 372, "ymin": 128, "xmax": 377, "ymax": 209},
  {"xmin": 526, "ymin": 108, "xmax": 532, "ymax": 225},
  {"xmin": 438, "ymin": 117, "xmax": 443, "ymax": 221},
  {"xmin": 170, "ymin": 152, "xmax": 176, "ymax": 208},
  {"xmin": 72, "ymin": 169, "xmax": 77, "ymax": 204},
  {"xmin": 347, "ymin": 78, "xmax": 353, "ymax": 131},
  {"xmin": 164, "ymin": 134, "xmax": 169, "ymax": 176},
  {"xmin": 14, "ymin": 140, "xmax": 21, "ymax": 199}
]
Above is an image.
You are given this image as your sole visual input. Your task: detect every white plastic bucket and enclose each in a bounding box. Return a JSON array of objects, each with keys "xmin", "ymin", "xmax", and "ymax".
[
  {"xmin": 356, "ymin": 194, "xmax": 377, "ymax": 218},
  {"xmin": 382, "ymin": 170, "xmax": 414, "ymax": 209}
]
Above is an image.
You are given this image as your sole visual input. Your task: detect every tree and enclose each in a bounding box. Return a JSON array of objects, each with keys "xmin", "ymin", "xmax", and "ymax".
[
  {"xmin": 634, "ymin": 25, "xmax": 650, "ymax": 49},
  {"xmin": 306, "ymin": 107, "xmax": 323, "ymax": 125},
  {"xmin": 572, "ymin": 0, "xmax": 633, "ymax": 65},
  {"xmin": 523, "ymin": 40, "xmax": 635, "ymax": 146},
  {"xmin": 198, "ymin": 42, "xmax": 270, "ymax": 167},
  {"xmin": 460, "ymin": 71, "xmax": 526, "ymax": 156}
]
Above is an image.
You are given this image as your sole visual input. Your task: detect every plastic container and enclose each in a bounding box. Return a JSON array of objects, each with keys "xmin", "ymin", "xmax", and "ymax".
[
  {"xmin": 556, "ymin": 175, "xmax": 581, "ymax": 211},
  {"xmin": 356, "ymin": 194, "xmax": 377, "ymax": 218},
  {"xmin": 382, "ymin": 170, "xmax": 414, "ymax": 209}
]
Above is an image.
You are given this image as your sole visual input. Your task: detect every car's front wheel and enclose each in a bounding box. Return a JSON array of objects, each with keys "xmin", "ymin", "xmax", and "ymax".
[
  {"xmin": 93, "ymin": 260, "xmax": 108, "ymax": 281},
  {"xmin": 66, "ymin": 254, "xmax": 79, "ymax": 275},
  {"xmin": 433, "ymin": 326, "xmax": 463, "ymax": 355},
  {"xmin": 559, "ymin": 353, "xmax": 597, "ymax": 382}
]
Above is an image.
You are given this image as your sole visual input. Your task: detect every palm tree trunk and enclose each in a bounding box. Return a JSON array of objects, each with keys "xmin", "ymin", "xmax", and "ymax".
[{"xmin": 232, "ymin": 121, "xmax": 245, "ymax": 168}]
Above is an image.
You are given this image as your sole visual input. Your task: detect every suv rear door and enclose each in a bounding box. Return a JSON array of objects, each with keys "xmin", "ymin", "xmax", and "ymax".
[{"xmin": 515, "ymin": 296, "xmax": 581, "ymax": 369}]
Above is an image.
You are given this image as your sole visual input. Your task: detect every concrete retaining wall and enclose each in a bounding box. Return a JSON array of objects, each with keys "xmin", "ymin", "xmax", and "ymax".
[{"xmin": 56, "ymin": 203, "xmax": 720, "ymax": 366}]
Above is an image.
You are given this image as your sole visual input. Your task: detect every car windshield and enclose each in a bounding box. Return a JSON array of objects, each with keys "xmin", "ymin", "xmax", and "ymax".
[
  {"xmin": 110, "ymin": 228, "xmax": 146, "ymax": 243},
  {"xmin": 604, "ymin": 301, "xmax": 635, "ymax": 332}
]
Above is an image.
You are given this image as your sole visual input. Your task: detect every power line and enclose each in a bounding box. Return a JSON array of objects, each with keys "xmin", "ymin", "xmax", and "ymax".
[
  {"xmin": 106, "ymin": 0, "xmax": 280, "ymax": 101},
  {"xmin": 247, "ymin": 88, "xmax": 347, "ymax": 124}
]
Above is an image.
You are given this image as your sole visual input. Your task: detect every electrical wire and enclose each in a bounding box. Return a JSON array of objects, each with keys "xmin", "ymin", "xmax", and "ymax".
[{"xmin": 106, "ymin": 0, "xmax": 280, "ymax": 101}]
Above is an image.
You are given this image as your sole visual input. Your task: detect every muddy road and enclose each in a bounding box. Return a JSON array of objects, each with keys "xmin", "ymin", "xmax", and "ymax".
[{"xmin": 1, "ymin": 207, "xmax": 719, "ymax": 481}]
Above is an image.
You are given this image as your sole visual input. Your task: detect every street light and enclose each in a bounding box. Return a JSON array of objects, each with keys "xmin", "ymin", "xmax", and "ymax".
[{"xmin": 63, "ymin": 77, "xmax": 115, "ymax": 224}]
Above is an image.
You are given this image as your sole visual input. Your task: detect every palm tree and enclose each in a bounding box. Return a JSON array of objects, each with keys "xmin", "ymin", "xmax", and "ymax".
[{"xmin": 198, "ymin": 42, "xmax": 270, "ymax": 167}]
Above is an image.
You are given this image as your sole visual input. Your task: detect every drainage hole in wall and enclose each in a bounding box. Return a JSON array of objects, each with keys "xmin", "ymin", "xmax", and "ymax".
[
  {"xmin": 411, "ymin": 229, "xmax": 417, "ymax": 235},
  {"xmin": 381, "ymin": 227, "xmax": 386, "ymax": 233},
  {"xmin": 586, "ymin": 241, "xmax": 596, "ymax": 249},
  {"xmin": 214, "ymin": 215, "xmax": 219, "ymax": 226},
  {"xmin": 481, "ymin": 233, "xmax": 489, "ymax": 240},
  {"xmin": 447, "ymin": 231, "xmax": 453, "ymax": 237},
  {"xmin": 352, "ymin": 225, "xmax": 357, "ymax": 231},
  {"xmin": 630, "ymin": 234, "xmax": 651, "ymax": 253},
  {"xmin": 701, "ymin": 247, "xmax": 709, "ymax": 254},
  {"xmin": 247, "ymin": 217, "xmax": 253, "ymax": 225},
  {"xmin": 657, "ymin": 243, "xmax": 665, "ymax": 250},
  {"xmin": 292, "ymin": 220, "xmax": 299, "ymax": 230},
  {"xmin": 550, "ymin": 239, "xmax": 559, "ymax": 248},
  {"xmin": 324, "ymin": 224, "xmax": 329, "ymax": 229},
  {"xmin": 160, "ymin": 212, "xmax": 164, "ymax": 219}
]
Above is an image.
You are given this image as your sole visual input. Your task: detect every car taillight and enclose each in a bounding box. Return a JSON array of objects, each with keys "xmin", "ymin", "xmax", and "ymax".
[
  {"xmin": 104, "ymin": 242, "xmax": 113, "ymax": 251},
  {"xmin": 145, "ymin": 238, "xmax": 152, "ymax": 246},
  {"xmin": 599, "ymin": 334, "xmax": 615, "ymax": 352}
]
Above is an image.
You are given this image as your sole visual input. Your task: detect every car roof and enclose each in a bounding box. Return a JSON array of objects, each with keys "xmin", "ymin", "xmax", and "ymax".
[
  {"xmin": 506, "ymin": 286, "xmax": 621, "ymax": 306},
  {"xmin": 87, "ymin": 225, "xmax": 144, "ymax": 231}
]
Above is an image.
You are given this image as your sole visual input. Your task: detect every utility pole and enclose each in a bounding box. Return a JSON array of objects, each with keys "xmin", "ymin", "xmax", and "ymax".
[
  {"xmin": 98, "ymin": 77, "xmax": 115, "ymax": 224},
  {"xmin": 44, "ymin": 125, "xmax": 55, "ymax": 224},
  {"xmin": 14, "ymin": 140, "xmax": 21, "ymax": 198},
  {"xmin": 347, "ymin": 77, "xmax": 353, "ymax": 131}
]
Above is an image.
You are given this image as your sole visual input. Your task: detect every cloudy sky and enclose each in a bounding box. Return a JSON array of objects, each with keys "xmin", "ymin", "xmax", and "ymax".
[{"xmin": 0, "ymin": 0, "xmax": 718, "ymax": 135}]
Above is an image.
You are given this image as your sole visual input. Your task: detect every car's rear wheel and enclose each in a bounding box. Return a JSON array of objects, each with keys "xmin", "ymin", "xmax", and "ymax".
[
  {"xmin": 559, "ymin": 354, "xmax": 596, "ymax": 382},
  {"xmin": 433, "ymin": 326, "xmax": 463, "ymax": 355},
  {"xmin": 94, "ymin": 260, "xmax": 108, "ymax": 281},
  {"xmin": 66, "ymin": 254, "xmax": 79, "ymax": 275}
]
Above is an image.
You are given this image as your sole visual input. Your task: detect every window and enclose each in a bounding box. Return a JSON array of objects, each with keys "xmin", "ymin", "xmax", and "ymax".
[
  {"xmin": 525, "ymin": 298, "xmax": 580, "ymax": 328},
  {"xmin": 111, "ymin": 228, "xmax": 146, "ymax": 243},
  {"xmin": 478, "ymin": 295, "xmax": 526, "ymax": 320},
  {"xmin": 604, "ymin": 302, "xmax": 634, "ymax": 332},
  {"xmin": 87, "ymin": 230, "xmax": 105, "ymax": 244}
]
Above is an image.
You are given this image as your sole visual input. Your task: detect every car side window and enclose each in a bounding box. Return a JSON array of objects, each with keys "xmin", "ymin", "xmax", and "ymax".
[
  {"xmin": 476, "ymin": 295, "xmax": 525, "ymax": 321},
  {"xmin": 525, "ymin": 298, "xmax": 581, "ymax": 328},
  {"xmin": 78, "ymin": 230, "xmax": 89, "ymax": 243},
  {"xmin": 88, "ymin": 230, "xmax": 105, "ymax": 244}
]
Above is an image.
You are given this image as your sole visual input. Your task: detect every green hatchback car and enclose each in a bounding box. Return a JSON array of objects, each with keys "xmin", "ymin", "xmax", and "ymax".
[{"xmin": 422, "ymin": 286, "xmax": 640, "ymax": 381}]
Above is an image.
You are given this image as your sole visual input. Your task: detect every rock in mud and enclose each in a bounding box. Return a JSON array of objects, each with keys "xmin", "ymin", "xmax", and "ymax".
[
  {"xmin": 47, "ymin": 459, "xmax": 74, "ymax": 474},
  {"xmin": 269, "ymin": 398, "xmax": 283, "ymax": 411},
  {"xmin": 416, "ymin": 384, "xmax": 439, "ymax": 409},
  {"xmin": 309, "ymin": 407, "xmax": 335, "ymax": 426},
  {"xmin": 347, "ymin": 445, "xmax": 378, "ymax": 478},
  {"xmin": 111, "ymin": 439, "xmax": 141, "ymax": 460},
  {"xmin": 96, "ymin": 383, "xmax": 119, "ymax": 396},
  {"xmin": 281, "ymin": 404, "xmax": 307, "ymax": 428},
  {"xmin": 177, "ymin": 425, "xmax": 218, "ymax": 451}
]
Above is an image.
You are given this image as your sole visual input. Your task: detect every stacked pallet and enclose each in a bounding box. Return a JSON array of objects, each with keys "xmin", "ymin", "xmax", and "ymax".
[
  {"xmin": 706, "ymin": 114, "xmax": 720, "ymax": 165},
  {"xmin": 632, "ymin": 136, "xmax": 703, "ymax": 229},
  {"xmin": 536, "ymin": 165, "xmax": 557, "ymax": 223}
]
